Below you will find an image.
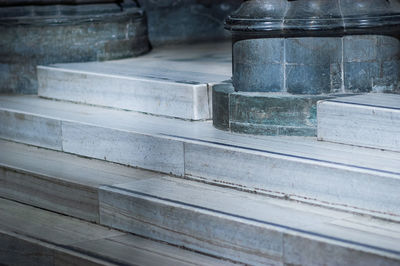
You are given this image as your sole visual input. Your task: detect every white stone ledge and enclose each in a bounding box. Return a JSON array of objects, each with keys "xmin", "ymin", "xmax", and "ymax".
[{"xmin": 318, "ymin": 93, "xmax": 400, "ymax": 152}]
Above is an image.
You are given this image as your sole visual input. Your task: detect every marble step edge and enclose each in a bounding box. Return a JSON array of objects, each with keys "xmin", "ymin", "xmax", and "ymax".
[
  {"xmin": 317, "ymin": 94, "xmax": 400, "ymax": 152},
  {"xmin": 0, "ymin": 162, "xmax": 100, "ymax": 223},
  {"xmin": 37, "ymin": 65, "xmax": 213, "ymax": 121},
  {"xmin": 1, "ymin": 142, "xmax": 399, "ymax": 265},
  {"xmin": 0, "ymin": 104, "xmax": 400, "ymax": 220},
  {"xmin": 0, "ymin": 199, "xmax": 234, "ymax": 266},
  {"xmin": 98, "ymin": 178, "xmax": 400, "ymax": 265}
]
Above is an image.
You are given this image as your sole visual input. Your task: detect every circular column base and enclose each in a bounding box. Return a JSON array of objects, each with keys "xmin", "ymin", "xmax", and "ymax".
[
  {"xmin": 213, "ymin": 83, "xmax": 352, "ymax": 136},
  {"xmin": 0, "ymin": 4, "xmax": 150, "ymax": 94}
]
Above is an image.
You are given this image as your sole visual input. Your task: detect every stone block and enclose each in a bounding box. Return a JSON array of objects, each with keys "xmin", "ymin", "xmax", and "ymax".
[
  {"xmin": 0, "ymin": 109, "xmax": 62, "ymax": 150},
  {"xmin": 212, "ymin": 83, "xmax": 234, "ymax": 130},
  {"xmin": 343, "ymin": 35, "xmax": 377, "ymax": 62},
  {"xmin": 344, "ymin": 61, "xmax": 379, "ymax": 92},
  {"xmin": 286, "ymin": 64, "xmax": 333, "ymax": 94},
  {"xmin": 62, "ymin": 122, "xmax": 185, "ymax": 176},
  {"xmin": 233, "ymin": 38, "xmax": 284, "ymax": 92},
  {"xmin": 0, "ymin": 166, "xmax": 99, "ymax": 222},
  {"xmin": 285, "ymin": 37, "xmax": 342, "ymax": 65},
  {"xmin": 318, "ymin": 93, "xmax": 400, "ymax": 152},
  {"xmin": 229, "ymin": 92, "xmax": 326, "ymax": 128},
  {"xmin": 99, "ymin": 182, "xmax": 284, "ymax": 265},
  {"xmin": 283, "ymin": 233, "xmax": 400, "ymax": 266},
  {"xmin": 184, "ymin": 141, "xmax": 400, "ymax": 216}
]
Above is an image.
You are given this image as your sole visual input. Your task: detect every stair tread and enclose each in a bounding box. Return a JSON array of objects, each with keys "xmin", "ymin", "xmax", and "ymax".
[
  {"xmin": 0, "ymin": 139, "xmax": 159, "ymax": 188},
  {"xmin": 1, "ymin": 139, "xmax": 399, "ymax": 263},
  {"xmin": 318, "ymin": 93, "xmax": 400, "ymax": 152},
  {"xmin": 102, "ymin": 176, "xmax": 400, "ymax": 257},
  {"xmin": 37, "ymin": 42, "xmax": 231, "ymax": 120},
  {"xmin": 0, "ymin": 198, "xmax": 233, "ymax": 266},
  {"xmin": 0, "ymin": 95, "xmax": 398, "ymax": 174},
  {"xmin": 1, "ymin": 96, "xmax": 400, "ymax": 221},
  {"xmin": 325, "ymin": 93, "xmax": 400, "ymax": 110}
]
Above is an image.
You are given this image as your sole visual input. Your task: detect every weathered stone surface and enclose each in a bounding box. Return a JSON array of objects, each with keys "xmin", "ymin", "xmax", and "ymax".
[
  {"xmin": 0, "ymin": 4, "xmax": 150, "ymax": 94},
  {"xmin": 318, "ymin": 93, "xmax": 400, "ymax": 152},
  {"xmin": 231, "ymin": 36, "xmax": 400, "ymax": 94},
  {"xmin": 212, "ymin": 82, "xmax": 337, "ymax": 136},
  {"xmin": 0, "ymin": 109, "xmax": 62, "ymax": 150},
  {"xmin": 99, "ymin": 177, "xmax": 400, "ymax": 265},
  {"xmin": 62, "ymin": 121, "xmax": 185, "ymax": 176},
  {"xmin": 229, "ymin": 92, "xmax": 329, "ymax": 136},
  {"xmin": 37, "ymin": 42, "xmax": 231, "ymax": 120},
  {"xmin": 233, "ymin": 38, "xmax": 284, "ymax": 92},
  {"xmin": 1, "ymin": 96, "xmax": 400, "ymax": 219},
  {"xmin": 343, "ymin": 35, "xmax": 400, "ymax": 93},
  {"xmin": 0, "ymin": 198, "xmax": 230, "ymax": 266},
  {"xmin": 212, "ymin": 83, "xmax": 234, "ymax": 130}
]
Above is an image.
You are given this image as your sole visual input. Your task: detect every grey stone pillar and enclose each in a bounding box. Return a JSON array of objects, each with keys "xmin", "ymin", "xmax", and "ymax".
[
  {"xmin": 0, "ymin": 0, "xmax": 150, "ymax": 94},
  {"xmin": 213, "ymin": 0, "xmax": 400, "ymax": 136}
]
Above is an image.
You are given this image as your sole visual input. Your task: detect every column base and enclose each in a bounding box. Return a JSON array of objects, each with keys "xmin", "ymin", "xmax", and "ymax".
[{"xmin": 213, "ymin": 83, "xmax": 354, "ymax": 136}]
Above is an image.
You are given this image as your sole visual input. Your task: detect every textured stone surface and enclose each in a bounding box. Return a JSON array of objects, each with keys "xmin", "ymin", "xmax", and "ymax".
[
  {"xmin": 212, "ymin": 82, "xmax": 335, "ymax": 136},
  {"xmin": 0, "ymin": 139, "xmax": 156, "ymax": 222},
  {"xmin": 0, "ymin": 109, "xmax": 62, "ymax": 150},
  {"xmin": 38, "ymin": 42, "xmax": 231, "ymax": 120},
  {"xmin": 229, "ymin": 92, "xmax": 329, "ymax": 136},
  {"xmin": 233, "ymin": 38, "xmax": 284, "ymax": 92},
  {"xmin": 99, "ymin": 176, "xmax": 400, "ymax": 265},
  {"xmin": 232, "ymin": 36, "xmax": 400, "ymax": 94},
  {"xmin": 62, "ymin": 122, "xmax": 185, "ymax": 176},
  {"xmin": 0, "ymin": 5, "xmax": 149, "ymax": 94},
  {"xmin": 212, "ymin": 83, "xmax": 234, "ymax": 130},
  {"xmin": 318, "ymin": 93, "xmax": 400, "ymax": 152},
  {"xmin": 343, "ymin": 35, "xmax": 400, "ymax": 93},
  {"xmin": 1, "ymin": 95, "xmax": 400, "ymax": 219},
  {"xmin": 0, "ymin": 199, "xmax": 230, "ymax": 266}
]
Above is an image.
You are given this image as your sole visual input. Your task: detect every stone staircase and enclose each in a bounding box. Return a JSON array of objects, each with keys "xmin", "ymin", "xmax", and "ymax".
[{"xmin": 0, "ymin": 43, "xmax": 400, "ymax": 265}]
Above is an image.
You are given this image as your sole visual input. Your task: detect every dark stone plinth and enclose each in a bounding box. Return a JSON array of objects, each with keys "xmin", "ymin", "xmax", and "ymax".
[
  {"xmin": 233, "ymin": 36, "xmax": 400, "ymax": 94},
  {"xmin": 214, "ymin": 0, "xmax": 400, "ymax": 135},
  {"xmin": 212, "ymin": 83, "xmax": 348, "ymax": 136},
  {"xmin": 226, "ymin": 0, "xmax": 400, "ymax": 94},
  {"xmin": 212, "ymin": 82, "xmax": 235, "ymax": 130},
  {"xmin": 0, "ymin": 2, "xmax": 150, "ymax": 94}
]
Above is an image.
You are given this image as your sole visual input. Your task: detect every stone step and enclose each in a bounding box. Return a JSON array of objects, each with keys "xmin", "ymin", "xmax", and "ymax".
[
  {"xmin": 38, "ymin": 42, "xmax": 231, "ymax": 120},
  {"xmin": 318, "ymin": 93, "xmax": 400, "ymax": 152},
  {"xmin": 0, "ymin": 139, "xmax": 161, "ymax": 223},
  {"xmin": 0, "ymin": 198, "xmax": 233, "ymax": 266},
  {"xmin": 0, "ymin": 96, "xmax": 399, "ymax": 220},
  {"xmin": 1, "ymin": 140, "xmax": 399, "ymax": 265},
  {"xmin": 99, "ymin": 176, "xmax": 400, "ymax": 265}
]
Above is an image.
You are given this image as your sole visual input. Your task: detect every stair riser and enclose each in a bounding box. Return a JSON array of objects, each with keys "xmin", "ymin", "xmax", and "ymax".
[
  {"xmin": 0, "ymin": 231, "xmax": 107, "ymax": 266},
  {"xmin": 0, "ymin": 109, "xmax": 62, "ymax": 150},
  {"xmin": 318, "ymin": 100, "xmax": 400, "ymax": 152},
  {"xmin": 38, "ymin": 66, "xmax": 211, "ymax": 120},
  {"xmin": 99, "ymin": 186, "xmax": 400, "ymax": 266},
  {"xmin": 0, "ymin": 110, "xmax": 185, "ymax": 176},
  {"xmin": 0, "ymin": 166, "xmax": 99, "ymax": 222},
  {"xmin": 185, "ymin": 142, "xmax": 400, "ymax": 217},
  {"xmin": 1, "ymin": 109, "xmax": 399, "ymax": 218}
]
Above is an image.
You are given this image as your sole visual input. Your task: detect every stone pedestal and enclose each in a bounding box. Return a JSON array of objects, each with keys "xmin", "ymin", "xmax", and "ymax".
[
  {"xmin": 0, "ymin": 1, "xmax": 150, "ymax": 94},
  {"xmin": 213, "ymin": 0, "xmax": 400, "ymax": 136}
]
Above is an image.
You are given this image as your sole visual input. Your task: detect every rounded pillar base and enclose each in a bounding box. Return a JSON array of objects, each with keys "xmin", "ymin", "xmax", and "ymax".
[
  {"xmin": 0, "ymin": 4, "xmax": 150, "ymax": 94},
  {"xmin": 213, "ymin": 83, "xmax": 352, "ymax": 136}
]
